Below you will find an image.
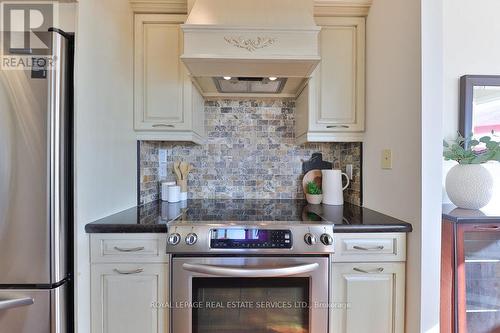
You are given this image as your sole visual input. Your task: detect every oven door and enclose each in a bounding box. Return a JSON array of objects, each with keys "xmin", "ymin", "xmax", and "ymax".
[{"xmin": 172, "ymin": 256, "xmax": 329, "ymax": 333}]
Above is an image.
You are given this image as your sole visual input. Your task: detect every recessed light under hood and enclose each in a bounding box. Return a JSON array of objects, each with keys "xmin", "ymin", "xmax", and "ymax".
[
  {"xmin": 213, "ymin": 77, "xmax": 288, "ymax": 94},
  {"xmin": 181, "ymin": 0, "xmax": 321, "ymax": 78}
]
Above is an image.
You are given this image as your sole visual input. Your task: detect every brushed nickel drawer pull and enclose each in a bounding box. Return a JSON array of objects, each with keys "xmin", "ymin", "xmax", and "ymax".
[
  {"xmin": 113, "ymin": 268, "xmax": 144, "ymax": 275},
  {"xmin": 353, "ymin": 245, "xmax": 384, "ymax": 251},
  {"xmin": 0, "ymin": 297, "xmax": 34, "ymax": 311},
  {"xmin": 473, "ymin": 225, "xmax": 500, "ymax": 231},
  {"xmin": 353, "ymin": 267, "xmax": 384, "ymax": 274},
  {"xmin": 113, "ymin": 246, "xmax": 145, "ymax": 252},
  {"xmin": 152, "ymin": 124, "xmax": 174, "ymax": 128},
  {"xmin": 327, "ymin": 125, "xmax": 349, "ymax": 129}
]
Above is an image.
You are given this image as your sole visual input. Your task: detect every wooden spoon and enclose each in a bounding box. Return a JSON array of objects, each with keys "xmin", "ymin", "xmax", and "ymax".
[
  {"xmin": 173, "ymin": 161, "xmax": 182, "ymax": 181},
  {"xmin": 180, "ymin": 161, "xmax": 189, "ymax": 180}
]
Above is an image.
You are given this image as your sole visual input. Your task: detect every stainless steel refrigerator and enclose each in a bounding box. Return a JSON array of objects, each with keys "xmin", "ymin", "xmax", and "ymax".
[{"xmin": 0, "ymin": 29, "xmax": 74, "ymax": 333}]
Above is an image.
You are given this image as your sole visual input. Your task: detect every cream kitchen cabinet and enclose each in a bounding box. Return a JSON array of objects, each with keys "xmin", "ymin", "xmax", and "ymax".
[
  {"xmin": 331, "ymin": 233, "xmax": 406, "ymax": 333},
  {"xmin": 296, "ymin": 17, "xmax": 365, "ymax": 144},
  {"xmin": 134, "ymin": 14, "xmax": 205, "ymax": 144},
  {"xmin": 331, "ymin": 262, "xmax": 405, "ymax": 333},
  {"xmin": 90, "ymin": 234, "xmax": 169, "ymax": 333}
]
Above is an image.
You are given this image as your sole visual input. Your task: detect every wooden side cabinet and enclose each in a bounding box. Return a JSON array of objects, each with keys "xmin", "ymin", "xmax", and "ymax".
[{"xmin": 441, "ymin": 220, "xmax": 500, "ymax": 333}]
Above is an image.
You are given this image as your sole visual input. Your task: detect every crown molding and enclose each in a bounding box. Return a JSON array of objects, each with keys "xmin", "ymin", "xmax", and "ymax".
[
  {"xmin": 314, "ymin": 0, "xmax": 372, "ymax": 17},
  {"xmin": 129, "ymin": 0, "xmax": 188, "ymax": 13},
  {"xmin": 129, "ymin": 0, "xmax": 373, "ymax": 17}
]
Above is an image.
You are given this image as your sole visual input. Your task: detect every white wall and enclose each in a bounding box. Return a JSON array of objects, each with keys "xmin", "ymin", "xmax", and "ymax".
[
  {"xmin": 74, "ymin": 0, "xmax": 137, "ymax": 331},
  {"xmin": 57, "ymin": 3, "xmax": 77, "ymax": 32},
  {"xmin": 442, "ymin": 0, "xmax": 500, "ymax": 205},
  {"xmin": 420, "ymin": 0, "xmax": 444, "ymax": 332},
  {"xmin": 443, "ymin": 0, "xmax": 500, "ymax": 140},
  {"xmin": 365, "ymin": 0, "xmax": 443, "ymax": 332}
]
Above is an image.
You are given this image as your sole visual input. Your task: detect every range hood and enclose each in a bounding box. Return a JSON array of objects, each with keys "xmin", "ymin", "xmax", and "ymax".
[{"xmin": 181, "ymin": 0, "xmax": 321, "ymax": 79}]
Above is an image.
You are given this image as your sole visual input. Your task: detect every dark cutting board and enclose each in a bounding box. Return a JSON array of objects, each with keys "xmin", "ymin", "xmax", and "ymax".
[{"xmin": 302, "ymin": 153, "xmax": 333, "ymax": 174}]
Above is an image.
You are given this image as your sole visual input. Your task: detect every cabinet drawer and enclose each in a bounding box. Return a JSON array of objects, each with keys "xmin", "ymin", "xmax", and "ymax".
[
  {"xmin": 91, "ymin": 234, "xmax": 168, "ymax": 263},
  {"xmin": 332, "ymin": 233, "xmax": 406, "ymax": 262}
]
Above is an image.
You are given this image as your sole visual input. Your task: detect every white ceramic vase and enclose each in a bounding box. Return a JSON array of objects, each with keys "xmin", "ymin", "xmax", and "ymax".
[{"xmin": 445, "ymin": 164, "xmax": 494, "ymax": 210}]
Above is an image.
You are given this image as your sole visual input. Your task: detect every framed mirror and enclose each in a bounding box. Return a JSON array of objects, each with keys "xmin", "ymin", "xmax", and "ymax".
[{"xmin": 460, "ymin": 75, "xmax": 500, "ymax": 141}]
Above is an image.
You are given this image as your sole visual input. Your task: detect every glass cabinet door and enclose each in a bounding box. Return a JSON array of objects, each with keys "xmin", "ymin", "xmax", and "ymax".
[{"xmin": 463, "ymin": 225, "xmax": 500, "ymax": 333}]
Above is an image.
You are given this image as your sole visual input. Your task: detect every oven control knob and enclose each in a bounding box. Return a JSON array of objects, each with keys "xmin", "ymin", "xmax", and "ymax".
[
  {"xmin": 168, "ymin": 233, "xmax": 181, "ymax": 246},
  {"xmin": 185, "ymin": 233, "xmax": 198, "ymax": 245},
  {"xmin": 320, "ymin": 234, "xmax": 334, "ymax": 246},
  {"xmin": 304, "ymin": 233, "xmax": 317, "ymax": 246}
]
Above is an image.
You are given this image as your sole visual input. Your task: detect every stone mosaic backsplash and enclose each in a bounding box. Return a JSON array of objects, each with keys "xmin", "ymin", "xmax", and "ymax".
[{"xmin": 139, "ymin": 99, "xmax": 362, "ymax": 205}]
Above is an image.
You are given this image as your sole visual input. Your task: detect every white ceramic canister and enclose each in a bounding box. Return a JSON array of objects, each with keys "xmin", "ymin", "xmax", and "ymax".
[
  {"xmin": 167, "ymin": 185, "xmax": 181, "ymax": 203},
  {"xmin": 321, "ymin": 169, "xmax": 350, "ymax": 205},
  {"xmin": 161, "ymin": 181, "xmax": 176, "ymax": 201}
]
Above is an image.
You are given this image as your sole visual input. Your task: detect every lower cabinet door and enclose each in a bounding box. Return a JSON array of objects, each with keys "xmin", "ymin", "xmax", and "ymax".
[
  {"xmin": 91, "ymin": 264, "xmax": 168, "ymax": 333},
  {"xmin": 331, "ymin": 262, "xmax": 405, "ymax": 333}
]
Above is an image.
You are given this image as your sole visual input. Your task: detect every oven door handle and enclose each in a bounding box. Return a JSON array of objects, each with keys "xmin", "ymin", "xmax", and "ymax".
[{"xmin": 182, "ymin": 263, "xmax": 319, "ymax": 277}]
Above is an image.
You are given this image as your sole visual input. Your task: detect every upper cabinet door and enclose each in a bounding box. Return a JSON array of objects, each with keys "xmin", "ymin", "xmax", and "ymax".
[
  {"xmin": 134, "ymin": 14, "xmax": 190, "ymax": 131},
  {"xmin": 312, "ymin": 17, "xmax": 365, "ymax": 132}
]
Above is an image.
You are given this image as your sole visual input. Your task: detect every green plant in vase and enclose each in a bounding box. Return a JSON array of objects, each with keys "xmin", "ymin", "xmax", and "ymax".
[
  {"xmin": 443, "ymin": 134, "xmax": 500, "ymax": 209},
  {"xmin": 443, "ymin": 134, "xmax": 500, "ymax": 164},
  {"xmin": 306, "ymin": 181, "xmax": 323, "ymax": 205}
]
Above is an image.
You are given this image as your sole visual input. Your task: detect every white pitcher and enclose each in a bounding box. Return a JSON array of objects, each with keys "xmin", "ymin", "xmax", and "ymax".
[{"xmin": 321, "ymin": 169, "xmax": 350, "ymax": 205}]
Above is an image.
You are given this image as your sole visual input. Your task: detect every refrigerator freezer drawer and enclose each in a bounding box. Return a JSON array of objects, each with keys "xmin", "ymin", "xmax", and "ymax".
[{"xmin": 0, "ymin": 283, "xmax": 67, "ymax": 333}]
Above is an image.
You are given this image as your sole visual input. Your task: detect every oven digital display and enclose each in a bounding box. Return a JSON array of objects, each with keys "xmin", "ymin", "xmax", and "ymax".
[
  {"xmin": 210, "ymin": 229, "xmax": 292, "ymax": 249},
  {"xmin": 211, "ymin": 229, "xmax": 267, "ymax": 241}
]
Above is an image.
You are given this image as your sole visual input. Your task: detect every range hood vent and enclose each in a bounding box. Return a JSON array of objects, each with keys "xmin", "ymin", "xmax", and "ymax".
[
  {"xmin": 213, "ymin": 77, "xmax": 288, "ymax": 94},
  {"xmin": 181, "ymin": 0, "xmax": 321, "ymax": 78}
]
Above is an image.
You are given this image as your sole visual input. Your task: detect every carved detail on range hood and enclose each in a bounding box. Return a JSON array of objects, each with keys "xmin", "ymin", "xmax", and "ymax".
[
  {"xmin": 224, "ymin": 36, "xmax": 277, "ymax": 52},
  {"xmin": 181, "ymin": 0, "xmax": 321, "ymax": 78}
]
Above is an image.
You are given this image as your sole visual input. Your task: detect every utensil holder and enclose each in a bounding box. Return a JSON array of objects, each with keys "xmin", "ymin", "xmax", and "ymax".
[{"xmin": 177, "ymin": 179, "xmax": 188, "ymax": 193}]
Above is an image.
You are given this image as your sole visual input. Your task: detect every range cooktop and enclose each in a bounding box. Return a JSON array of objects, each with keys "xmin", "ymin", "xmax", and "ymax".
[{"xmin": 162, "ymin": 199, "xmax": 349, "ymax": 225}]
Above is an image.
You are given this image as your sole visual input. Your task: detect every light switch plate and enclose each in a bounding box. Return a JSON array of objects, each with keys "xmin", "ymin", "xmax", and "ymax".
[{"xmin": 381, "ymin": 149, "xmax": 392, "ymax": 169}]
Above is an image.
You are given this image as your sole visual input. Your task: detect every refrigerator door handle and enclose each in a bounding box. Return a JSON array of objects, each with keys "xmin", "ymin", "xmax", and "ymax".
[
  {"xmin": 0, "ymin": 297, "xmax": 34, "ymax": 311},
  {"xmin": 48, "ymin": 31, "xmax": 70, "ymax": 283}
]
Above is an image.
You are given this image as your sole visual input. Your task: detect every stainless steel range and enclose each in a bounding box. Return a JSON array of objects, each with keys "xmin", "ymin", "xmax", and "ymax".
[{"xmin": 167, "ymin": 201, "xmax": 335, "ymax": 333}]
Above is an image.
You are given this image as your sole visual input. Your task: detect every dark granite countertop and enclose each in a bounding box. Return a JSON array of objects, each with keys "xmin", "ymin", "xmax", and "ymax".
[
  {"xmin": 85, "ymin": 199, "xmax": 412, "ymax": 233},
  {"xmin": 442, "ymin": 204, "xmax": 500, "ymax": 223}
]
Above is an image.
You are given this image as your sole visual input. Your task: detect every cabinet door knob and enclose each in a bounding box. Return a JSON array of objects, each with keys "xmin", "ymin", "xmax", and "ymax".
[
  {"xmin": 152, "ymin": 124, "xmax": 175, "ymax": 128},
  {"xmin": 113, "ymin": 268, "xmax": 144, "ymax": 275},
  {"xmin": 327, "ymin": 125, "xmax": 349, "ymax": 129},
  {"xmin": 353, "ymin": 267, "xmax": 384, "ymax": 274}
]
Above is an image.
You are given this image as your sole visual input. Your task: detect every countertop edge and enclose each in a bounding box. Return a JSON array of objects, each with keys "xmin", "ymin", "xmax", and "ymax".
[
  {"xmin": 84, "ymin": 224, "xmax": 169, "ymax": 233},
  {"xmin": 333, "ymin": 224, "xmax": 412, "ymax": 233}
]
